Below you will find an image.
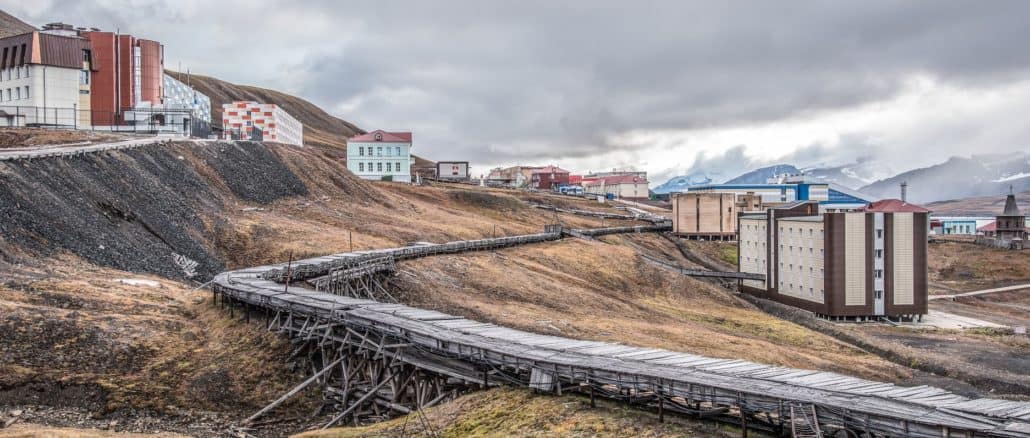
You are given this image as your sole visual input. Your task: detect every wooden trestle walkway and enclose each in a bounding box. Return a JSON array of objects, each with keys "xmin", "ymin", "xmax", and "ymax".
[{"xmin": 212, "ymin": 226, "xmax": 1030, "ymax": 437}]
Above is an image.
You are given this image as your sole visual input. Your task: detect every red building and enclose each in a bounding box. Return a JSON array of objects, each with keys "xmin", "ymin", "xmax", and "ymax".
[
  {"xmin": 530, "ymin": 165, "xmax": 570, "ymax": 190},
  {"xmin": 83, "ymin": 31, "xmax": 163, "ymax": 125}
]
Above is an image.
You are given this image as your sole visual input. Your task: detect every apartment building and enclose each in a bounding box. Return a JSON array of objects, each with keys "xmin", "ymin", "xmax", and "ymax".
[
  {"xmin": 0, "ymin": 31, "xmax": 92, "ymax": 127},
  {"xmin": 222, "ymin": 101, "xmax": 303, "ymax": 146},
  {"xmin": 738, "ymin": 199, "xmax": 929, "ymax": 320},
  {"xmin": 582, "ymin": 174, "xmax": 649, "ymax": 199},
  {"xmin": 346, "ymin": 129, "xmax": 413, "ymax": 183},
  {"xmin": 671, "ymin": 192, "xmax": 737, "ymax": 240}
]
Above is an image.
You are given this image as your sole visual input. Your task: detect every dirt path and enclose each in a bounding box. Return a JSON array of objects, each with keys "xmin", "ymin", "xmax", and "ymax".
[{"xmin": 929, "ymin": 283, "xmax": 1030, "ymax": 300}]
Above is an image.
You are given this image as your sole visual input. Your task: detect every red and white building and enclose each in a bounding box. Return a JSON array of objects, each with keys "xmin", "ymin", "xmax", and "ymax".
[{"xmin": 222, "ymin": 101, "xmax": 303, "ymax": 146}]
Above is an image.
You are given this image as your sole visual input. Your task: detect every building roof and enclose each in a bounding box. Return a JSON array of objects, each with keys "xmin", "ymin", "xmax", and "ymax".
[
  {"xmin": 350, "ymin": 129, "xmax": 413, "ymax": 143},
  {"xmin": 582, "ymin": 174, "xmax": 648, "ymax": 186},
  {"xmin": 569, "ymin": 175, "xmax": 583, "ymax": 184},
  {"xmin": 778, "ymin": 215, "xmax": 825, "ymax": 223},
  {"xmin": 530, "ymin": 165, "xmax": 569, "ymax": 174},
  {"xmin": 1002, "ymin": 193, "xmax": 1022, "ymax": 216},
  {"xmin": 0, "ymin": 31, "xmax": 92, "ymax": 70},
  {"xmin": 863, "ymin": 199, "xmax": 931, "ymax": 213},
  {"xmin": 977, "ymin": 221, "xmax": 1030, "ymax": 232}
]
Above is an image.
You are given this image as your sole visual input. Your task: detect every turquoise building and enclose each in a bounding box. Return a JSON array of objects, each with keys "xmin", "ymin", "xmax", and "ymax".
[{"xmin": 347, "ymin": 130, "xmax": 413, "ymax": 183}]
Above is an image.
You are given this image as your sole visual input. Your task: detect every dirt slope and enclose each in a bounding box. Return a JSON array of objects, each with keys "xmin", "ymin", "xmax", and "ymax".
[
  {"xmin": 165, "ymin": 71, "xmax": 363, "ymax": 149},
  {"xmin": 0, "ymin": 9, "xmax": 34, "ymax": 38},
  {"xmin": 925, "ymin": 191, "xmax": 1030, "ymax": 216}
]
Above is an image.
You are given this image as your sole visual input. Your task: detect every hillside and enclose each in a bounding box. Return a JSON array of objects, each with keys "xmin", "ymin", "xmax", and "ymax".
[
  {"xmin": 0, "ymin": 140, "xmax": 927, "ymax": 435},
  {"xmin": 164, "ymin": 71, "xmax": 363, "ymax": 149},
  {"xmin": 0, "ymin": 9, "xmax": 34, "ymax": 38},
  {"xmin": 926, "ymin": 191, "xmax": 1030, "ymax": 216}
]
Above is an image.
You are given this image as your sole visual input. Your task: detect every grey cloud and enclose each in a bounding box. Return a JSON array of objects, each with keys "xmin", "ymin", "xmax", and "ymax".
[{"xmin": 6, "ymin": 0, "xmax": 1030, "ymax": 174}]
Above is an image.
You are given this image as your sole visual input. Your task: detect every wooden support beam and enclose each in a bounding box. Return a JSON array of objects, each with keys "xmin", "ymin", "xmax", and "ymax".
[{"xmin": 246, "ymin": 355, "xmax": 346, "ymax": 424}]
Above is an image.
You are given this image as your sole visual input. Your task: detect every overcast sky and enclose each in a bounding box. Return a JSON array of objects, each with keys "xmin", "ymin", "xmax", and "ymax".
[{"xmin": 7, "ymin": 1, "xmax": 1030, "ymax": 184}]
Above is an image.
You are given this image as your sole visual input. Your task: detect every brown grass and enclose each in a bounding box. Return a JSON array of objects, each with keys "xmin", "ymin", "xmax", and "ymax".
[
  {"xmin": 294, "ymin": 387, "xmax": 742, "ymax": 438},
  {"xmin": 0, "ymin": 255, "xmax": 311, "ymax": 415},
  {"xmin": 928, "ymin": 239, "xmax": 1030, "ymax": 293},
  {"xmin": 0, "ymin": 424, "xmax": 187, "ymax": 438}
]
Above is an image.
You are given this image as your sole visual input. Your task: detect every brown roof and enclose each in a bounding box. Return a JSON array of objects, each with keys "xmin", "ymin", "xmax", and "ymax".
[
  {"xmin": 863, "ymin": 199, "xmax": 931, "ymax": 213},
  {"xmin": 1002, "ymin": 193, "xmax": 1022, "ymax": 216},
  {"xmin": 350, "ymin": 129, "xmax": 412, "ymax": 142},
  {"xmin": 0, "ymin": 31, "xmax": 91, "ymax": 70}
]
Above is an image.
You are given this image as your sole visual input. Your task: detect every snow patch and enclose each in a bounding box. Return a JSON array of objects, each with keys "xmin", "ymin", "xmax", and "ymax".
[
  {"xmin": 994, "ymin": 172, "xmax": 1030, "ymax": 183},
  {"xmin": 117, "ymin": 278, "xmax": 162, "ymax": 288}
]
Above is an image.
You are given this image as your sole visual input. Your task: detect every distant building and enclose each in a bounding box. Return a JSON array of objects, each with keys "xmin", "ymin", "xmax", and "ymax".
[
  {"xmin": 163, "ymin": 73, "xmax": 211, "ymax": 125},
  {"xmin": 530, "ymin": 165, "xmax": 570, "ymax": 190},
  {"xmin": 583, "ymin": 174, "xmax": 649, "ymax": 200},
  {"xmin": 436, "ymin": 161, "xmax": 470, "ymax": 181},
  {"xmin": 688, "ymin": 179, "xmax": 874, "ymax": 212},
  {"xmin": 929, "ymin": 217, "xmax": 993, "ymax": 235},
  {"xmin": 222, "ymin": 101, "xmax": 303, "ymax": 146},
  {"xmin": 80, "ymin": 28, "xmax": 164, "ymax": 126},
  {"xmin": 976, "ymin": 192, "xmax": 1028, "ymax": 249},
  {"xmin": 738, "ymin": 199, "xmax": 930, "ymax": 320},
  {"xmin": 347, "ymin": 130, "xmax": 413, "ymax": 183},
  {"xmin": 671, "ymin": 193, "xmax": 737, "ymax": 240}
]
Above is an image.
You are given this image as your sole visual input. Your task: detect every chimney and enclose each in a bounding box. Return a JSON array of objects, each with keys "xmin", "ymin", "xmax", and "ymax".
[{"xmin": 901, "ymin": 181, "xmax": 908, "ymax": 202}]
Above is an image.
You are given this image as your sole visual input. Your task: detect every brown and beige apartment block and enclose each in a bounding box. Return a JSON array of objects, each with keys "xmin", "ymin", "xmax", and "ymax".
[
  {"xmin": 671, "ymin": 193, "xmax": 738, "ymax": 240},
  {"xmin": 738, "ymin": 199, "xmax": 929, "ymax": 320}
]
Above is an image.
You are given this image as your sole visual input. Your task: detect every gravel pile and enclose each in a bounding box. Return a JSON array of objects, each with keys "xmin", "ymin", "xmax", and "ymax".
[{"xmin": 196, "ymin": 141, "xmax": 308, "ymax": 204}]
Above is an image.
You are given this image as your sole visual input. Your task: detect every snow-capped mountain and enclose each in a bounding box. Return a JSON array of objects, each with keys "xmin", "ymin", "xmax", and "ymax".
[
  {"xmin": 859, "ymin": 152, "xmax": 1030, "ymax": 203},
  {"xmin": 651, "ymin": 172, "xmax": 718, "ymax": 194},
  {"xmin": 724, "ymin": 164, "xmax": 800, "ymax": 184}
]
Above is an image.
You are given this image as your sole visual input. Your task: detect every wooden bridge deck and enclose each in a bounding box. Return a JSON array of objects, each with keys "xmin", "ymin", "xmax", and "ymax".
[{"xmin": 212, "ymin": 230, "xmax": 1030, "ymax": 437}]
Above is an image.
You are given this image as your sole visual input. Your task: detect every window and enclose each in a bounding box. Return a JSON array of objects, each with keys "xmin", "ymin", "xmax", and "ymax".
[
  {"xmin": 358, "ymin": 162, "xmax": 364, "ymax": 172},
  {"xmin": 358, "ymin": 146, "xmax": 364, "ymax": 156},
  {"xmin": 875, "ymin": 249, "xmax": 883, "ymax": 259},
  {"xmin": 83, "ymin": 49, "xmax": 92, "ymax": 65},
  {"xmin": 396, "ymin": 162, "xmax": 400, "ymax": 172},
  {"xmin": 377, "ymin": 147, "xmax": 382, "ymax": 156},
  {"xmin": 377, "ymin": 162, "xmax": 383, "ymax": 172},
  {"xmin": 23, "ymin": 86, "xmax": 27, "ymax": 98},
  {"xmin": 80, "ymin": 70, "xmax": 89, "ymax": 85},
  {"xmin": 396, "ymin": 146, "xmax": 401, "ymax": 156},
  {"xmin": 14, "ymin": 87, "xmax": 19, "ymax": 99},
  {"xmin": 23, "ymin": 66, "xmax": 28, "ymax": 77},
  {"xmin": 386, "ymin": 162, "xmax": 392, "ymax": 172},
  {"xmin": 876, "ymin": 229, "xmax": 883, "ymax": 238}
]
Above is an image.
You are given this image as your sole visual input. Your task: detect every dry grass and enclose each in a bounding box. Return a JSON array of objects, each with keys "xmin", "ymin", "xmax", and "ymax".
[
  {"xmin": 0, "ymin": 424, "xmax": 187, "ymax": 438},
  {"xmin": 294, "ymin": 387, "xmax": 742, "ymax": 438},
  {"xmin": 927, "ymin": 239, "xmax": 1030, "ymax": 293},
  {"xmin": 0, "ymin": 255, "xmax": 311, "ymax": 415}
]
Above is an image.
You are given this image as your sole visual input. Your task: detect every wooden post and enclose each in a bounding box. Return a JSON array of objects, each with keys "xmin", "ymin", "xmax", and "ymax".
[
  {"xmin": 658, "ymin": 394, "xmax": 665, "ymax": 423},
  {"xmin": 284, "ymin": 251, "xmax": 294, "ymax": 294}
]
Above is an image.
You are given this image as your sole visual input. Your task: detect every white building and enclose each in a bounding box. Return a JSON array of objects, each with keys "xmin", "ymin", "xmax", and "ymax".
[
  {"xmin": 0, "ymin": 31, "xmax": 93, "ymax": 127},
  {"xmin": 346, "ymin": 130, "xmax": 413, "ymax": 183},
  {"xmin": 222, "ymin": 101, "xmax": 303, "ymax": 146},
  {"xmin": 582, "ymin": 174, "xmax": 650, "ymax": 199}
]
